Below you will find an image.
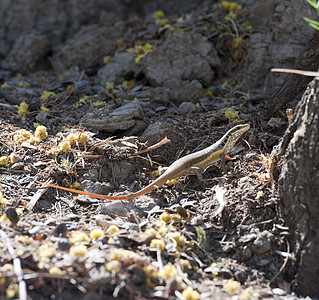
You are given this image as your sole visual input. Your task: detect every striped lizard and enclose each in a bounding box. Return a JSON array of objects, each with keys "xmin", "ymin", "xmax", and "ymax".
[{"xmin": 39, "ymin": 124, "xmax": 250, "ymax": 200}]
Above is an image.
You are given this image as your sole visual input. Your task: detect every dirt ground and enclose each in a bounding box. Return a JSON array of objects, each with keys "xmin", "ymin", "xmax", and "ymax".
[{"xmin": 0, "ymin": 0, "xmax": 315, "ymax": 299}]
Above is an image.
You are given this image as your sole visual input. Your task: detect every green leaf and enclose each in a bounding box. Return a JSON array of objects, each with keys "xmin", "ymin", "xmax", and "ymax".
[
  {"xmin": 305, "ymin": 0, "xmax": 318, "ymax": 9},
  {"xmin": 304, "ymin": 17, "xmax": 319, "ymax": 31},
  {"xmin": 304, "ymin": 17, "xmax": 319, "ymax": 25}
]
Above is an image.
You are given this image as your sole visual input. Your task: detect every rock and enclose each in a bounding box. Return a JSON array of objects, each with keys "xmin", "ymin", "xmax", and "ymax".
[
  {"xmin": 1, "ymin": 31, "xmax": 49, "ymax": 73},
  {"xmin": 100, "ymin": 201, "xmax": 134, "ymax": 217},
  {"xmin": 97, "ymin": 52, "xmax": 140, "ymax": 85},
  {"xmin": 140, "ymin": 120, "xmax": 176, "ymax": 144},
  {"xmin": 44, "ymin": 218, "xmax": 57, "ymax": 226},
  {"xmin": 178, "ymin": 101, "xmax": 198, "ymax": 114},
  {"xmin": 109, "ymin": 161, "xmax": 135, "ymax": 185},
  {"xmin": 164, "ymin": 79, "xmax": 204, "ymax": 105},
  {"xmin": 51, "ymin": 24, "xmax": 123, "ymax": 73},
  {"xmin": 80, "ymin": 101, "xmax": 144, "ymax": 132},
  {"xmin": 36, "ymin": 111, "xmax": 48, "ymax": 123},
  {"xmin": 141, "ymin": 31, "xmax": 220, "ymax": 86},
  {"xmin": 252, "ymin": 231, "xmax": 274, "ymax": 254},
  {"xmin": 81, "ymin": 180, "xmax": 114, "ymax": 194},
  {"xmin": 241, "ymin": 246, "xmax": 253, "ymax": 260},
  {"xmin": 81, "ymin": 169, "xmax": 99, "ymax": 181},
  {"xmin": 58, "ymin": 238, "xmax": 71, "ymax": 251},
  {"xmin": 118, "ymin": 86, "xmax": 170, "ymax": 105}
]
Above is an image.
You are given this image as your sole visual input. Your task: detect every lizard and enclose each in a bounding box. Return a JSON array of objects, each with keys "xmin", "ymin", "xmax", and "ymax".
[{"xmin": 38, "ymin": 123, "xmax": 250, "ymax": 200}]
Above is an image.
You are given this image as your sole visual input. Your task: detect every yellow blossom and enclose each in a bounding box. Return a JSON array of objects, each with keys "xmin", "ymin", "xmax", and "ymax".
[
  {"xmin": 49, "ymin": 266, "xmax": 63, "ymax": 275},
  {"xmin": 109, "ymin": 248, "xmax": 139, "ymax": 261},
  {"xmin": 6, "ymin": 283, "xmax": 18, "ymax": 299},
  {"xmin": 159, "ymin": 211, "xmax": 181, "ymax": 223},
  {"xmin": 40, "ymin": 104, "xmax": 49, "ymax": 112},
  {"xmin": 229, "ymin": 2, "xmax": 241, "ymax": 12},
  {"xmin": 182, "ymin": 287, "xmax": 200, "ymax": 300},
  {"xmin": 67, "ymin": 132, "xmax": 89, "ymax": 146},
  {"xmin": 142, "ymin": 228, "xmax": 157, "ymax": 240},
  {"xmin": 122, "ymin": 80, "xmax": 134, "ymax": 90},
  {"xmin": 105, "ymin": 260, "xmax": 121, "ymax": 273},
  {"xmin": 106, "ymin": 81, "xmax": 114, "ymax": 92},
  {"xmin": 58, "ymin": 141, "xmax": 71, "ymax": 153},
  {"xmin": 159, "ymin": 263, "xmax": 177, "ymax": 280},
  {"xmin": 220, "ymin": 1, "xmax": 230, "ymax": 10},
  {"xmin": 150, "ymin": 239, "xmax": 165, "ymax": 251},
  {"xmin": 18, "ymin": 235, "xmax": 34, "ymax": 244},
  {"xmin": 103, "ymin": 55, "xmax": 111, "ymax": 64},
  {"xmin": 239, "ymin": 288, "xmax": 253, "ymax": 300},
  {"xmin": 9, "ymin": 153, "xmax": 21, "ymax": 164},
  {"xmin": 0, "ymin": 156, "xmax": 9, "ymax": 166},
  {"xmin": 1, "ymin": 82, "xmax": 9, "ymax": 88},
  {"xmin": 18, "ymin": 82, "xmax": 30, "ymax": 87},
  {"xmin": 153, "ymin": 10, "xmax": 164, "ymax": 19},
  {"xmin": 166, "ymin": 231, "xmax": 186, "ymax": 245},
  {"xmin": 180, "ymin": 259, "xmax": 192, "ymax": 269},
  {"xmin": 18, "ymin": 101, "xmax": 29, "ymax": 117},
  {"xmin": 34, "ymin": 125, "xmax": 48, "ymax": 141},
  {"xmin": 224, "ymin": 279, "xmax": 241, "ymax": 295},
  {"xmin": 70, "ymin": 244, "xmax": 87, "ymax": 258},
  {"xmin": 41, "ymin": 90, "xmax": 56, "ymax": 100},
  {"xmin": 106, "ymin": 225, "xmax": 120, "ymax": 235},
  {"xmin": 69, "ymin": 231, "xmax": 90, "ymax": 244},
  {"xmin": 38, "ymin": 244, "xmax": 57, "ymax": 258},
  {"xmin": 90, "ymin": 228, "xmax": 104, "ymax": 241}
]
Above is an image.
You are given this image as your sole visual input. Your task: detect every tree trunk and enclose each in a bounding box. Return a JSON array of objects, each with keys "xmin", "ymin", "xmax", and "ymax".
[
  {"xmin": 264, "ymin": 30, "xmax": 319, "ymax": 119},
  {"xmin": 277, "ymin": 77, "xmax": 319, "ymax": 297}
]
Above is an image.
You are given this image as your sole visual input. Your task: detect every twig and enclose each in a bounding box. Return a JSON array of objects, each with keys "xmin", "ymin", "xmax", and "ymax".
[
  {"xmin": 0, "ymin": 229, "xmax": 27, "ymax": 300},
  {"xmin": 271, "ymin": 68, "xmax": 319, "ymax": 77},
  {"xmin": 211, "ymin": 185, "xmax": 227, "ymax": 218},
  {"xmin": 27, "ymin": 179, "xmax": 53, "ymax": 211},
  {"xmin": 135, "ymin": 137, "xmax": 170, "ymax": 155},
  {"xmin": 269, "ymin": 238, "xmax": 291, "ymax": 284}
]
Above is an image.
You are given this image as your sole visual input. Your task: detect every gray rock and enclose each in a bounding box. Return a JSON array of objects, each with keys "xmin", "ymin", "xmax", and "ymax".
[
  {"xmin": 0, "ymin": 0, "xmax": 127, "ymax": 58},
  {"xmin": 97, "ymin": 52, "xmax": 139, "ymax": 85},
  {"xmin": 81, "ymin": 169, "xmax": 99, "ymax": 181},
  {"xmin": 164, "ymin": 79, "xmax": 203, "ymax": 105},
  {"xmin": 1, "ymin": 31, "xmax": 48, "ymax": 73},
  {"xmin": 178, "ymin": 101, "xmax": 198, "ymax": 114},
  {"xmin": 110, "ymin": 160, "xmax": 135, "ymax": 184},
  {"xmin": 119, "ymin": 86, "xmax": 170, "ymax": 105},
  {"xmin": 252, "ymin": 230, "xmax": 274, "ymax": 254},
  {"xmin": 81, "ymin": 180, "xmax": 114, "ymax": 194},
  {"xmin": 241, "ymin": 246, "xmax": 253, "ymax": 260},
  {"xmin": 35, "ymin": 111, "xmax": 48, "ymax": 123},
  {"xmin": 80, "ymin": 101, "xmax": 144, "ymax": 132},
  {"xmin": 141, "ymin": 31, "xmax": 220, "ymax": 86},
  {"xmin": 140, "ymin": 120, "xmax": 175, "ymax": 144},
  {"xmin": 100, "ymin": 201, "xmax": 134, "ymax": 217},
  {"xmin": 51, "ymin": 24, "xmax": 123, "ymax": 73}
]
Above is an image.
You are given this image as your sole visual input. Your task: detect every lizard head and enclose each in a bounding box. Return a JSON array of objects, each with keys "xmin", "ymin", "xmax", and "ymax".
[{"xmin": 222, "ymin": 123, "xmax": 250, "ymax": 153}]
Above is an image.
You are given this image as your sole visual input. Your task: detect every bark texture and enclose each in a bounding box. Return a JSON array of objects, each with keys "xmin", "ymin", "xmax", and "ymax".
[
  {"xmin": 264, "ymin": 30, "xmax": 319, "ymax": 118},
  {"xmin": 278, "ymin": 77, "xmax": 319, "ymax": 297}
]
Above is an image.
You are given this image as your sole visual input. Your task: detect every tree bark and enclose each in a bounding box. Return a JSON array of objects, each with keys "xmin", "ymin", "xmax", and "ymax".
[
  {"xmin": 264, "ymin": 30, "xmax": 319, "ymax": 119},
  {"xmin": 277, "ymin": 77, "xmax": 319, "ymax": 297}
]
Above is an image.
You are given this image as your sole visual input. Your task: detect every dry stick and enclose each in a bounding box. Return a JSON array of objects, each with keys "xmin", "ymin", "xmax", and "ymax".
[
  {"xmin": 0, "ymin": 229, "xmax": 27, "ymax": 300},
  {"xmin": 271, "ymin": 68, "xmax": 319, "ymax": 77},
  {"xmin": 211, "ymin": 185, "xmax": 228, "ymax": 218},
  {"xmin": 27, "ymin": 179, "xmax": 53, "ymax": 211},
  {"xmin": 269, "ymin": 238, "xmax": 291, "ymax": 285},
  {"xmin": 135, "ymin": 137, "xmax": 170, "ymax": 155}
]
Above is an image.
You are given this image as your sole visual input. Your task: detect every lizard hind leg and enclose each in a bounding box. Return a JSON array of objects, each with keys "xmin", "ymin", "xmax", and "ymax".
[{"xmin": 183, "ymin": 167, "xmax": 204, "ymax": 181}]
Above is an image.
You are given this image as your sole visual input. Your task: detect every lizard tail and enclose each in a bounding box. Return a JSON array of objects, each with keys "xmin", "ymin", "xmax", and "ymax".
[{"xmin": 37, "ymin": 181, "xmax": 134, "ymax": 200}]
